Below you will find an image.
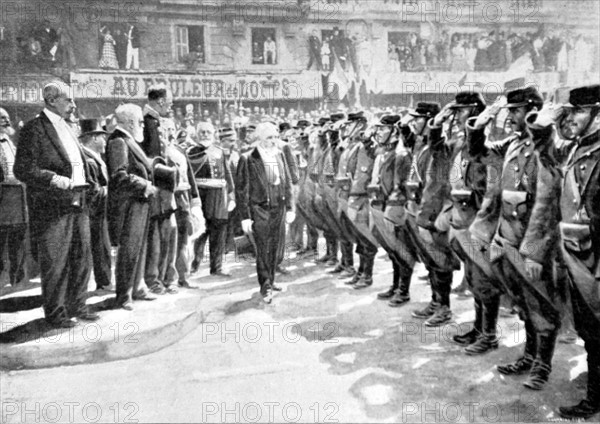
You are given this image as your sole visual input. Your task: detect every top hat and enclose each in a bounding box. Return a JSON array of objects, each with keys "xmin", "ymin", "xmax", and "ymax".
[
  {"xmin": 503, "ymin": 86, "xmax": 544, "ymax": 109},
  {"xmin": 565, "ymin": 84, "xmax": 600, "ymax": 108},
  {"xmin": 79, "ymin": 118, "xmax": 107, "ymax": 137},
  {"xmin": 409, "ymin": 102, "xmax": 441, "ymax": 119}
]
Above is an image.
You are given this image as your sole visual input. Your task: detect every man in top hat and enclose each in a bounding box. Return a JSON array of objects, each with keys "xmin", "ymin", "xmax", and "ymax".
[
  {"xmin": 532, "ymin": 85, "xmax": 600, "ymax": 418},
  {"xmin": 189, "ymin": 121, "xmax": 235, "ymax": 276},
  {"xmin": 0, "ymin": 107, "xmax": 28, "ymax": 286},
  {"xmin": 78, "ymin": 118, "xmax": 112, "ymax": 290},
  {"xmin": 14, "ymin": 82, "xmax": 97, "ymax": 326},
  {"xmin": 469, "ymin": 85, "xmax": 562, "ymax": 390}
]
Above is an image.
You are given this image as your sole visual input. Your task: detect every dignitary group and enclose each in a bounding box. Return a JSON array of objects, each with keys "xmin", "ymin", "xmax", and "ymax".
[{"xmin": 0, "ymin": 80, "xmax": 599, "ymax": 419}]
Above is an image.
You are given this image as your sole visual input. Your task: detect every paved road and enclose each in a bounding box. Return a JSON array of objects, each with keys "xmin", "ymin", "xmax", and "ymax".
[{"xmin": 0, "ymin": 248, "xmax": 591, "ymax": 423}]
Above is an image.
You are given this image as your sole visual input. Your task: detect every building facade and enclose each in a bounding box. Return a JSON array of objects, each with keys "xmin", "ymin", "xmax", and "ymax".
[{"xmin": 1, "ymin": 0, "xmax": 598, "ymax": 119}]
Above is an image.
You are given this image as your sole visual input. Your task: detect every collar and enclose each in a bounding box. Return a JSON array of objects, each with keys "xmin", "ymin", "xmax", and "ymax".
[
  {"xmin": 0, "ymin": 133, "xmax": 10, "ymax": 142},
  {"xmin": 81, "ymin": 145, "xmax": 104, "ymax": 163},
  {"xmin": 143, "ymin": 104, "xmax": 161, "ymax": 121},
  {"xmin": 43, "ymin": 108, "xmax": 64, "ymax": 125},
  {"xmin": 578, "ymin": 129, "xmax": 600, "ymax": 148},
  {"xmin": 257, "ymin": 145, "xmax": 278, "ymax": 161},
  {"xmin": 115, "ymin": 125, "xmax": 137, "ymax": 142}
]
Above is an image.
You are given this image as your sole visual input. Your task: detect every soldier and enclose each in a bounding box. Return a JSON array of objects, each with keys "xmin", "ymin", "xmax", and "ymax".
[
  {"xmin": 312, "ymin": 114, "xmax": 347, "ymax": 266},
  {"xmin": 430, "ymin": 91, "xmax": 503, "ymax": 354},
  {"xmin": 406, "ymin": 99, "xmax": 463, "ymax": 327},
  {"xmin": 295, "ymin": 119, "xmax": 329, "ymax": 258},
  {"xmin": 189, "ymin": 122, "xmax": 235, "ymax": 277},
  {"xmin": 545, "ymin": 85, "xmax": 599, "ymax": 419},
  {"xmin": 333, "ymin": 112, "xmax": 370, "ymax": 281},
  {"xmin": 368, "ymin": 114, "xmax": 420, "ymax": 306},
  {"xmin": 289, "ymin": 122, "xmax": 319, "ymax": 254},
  {"xmin": 342, "ymin": 112, "xmax": 380, "ymax": 289},
  {"xmin": 470, "ymin": 86, "xmax": 561, "ymax": 390}
]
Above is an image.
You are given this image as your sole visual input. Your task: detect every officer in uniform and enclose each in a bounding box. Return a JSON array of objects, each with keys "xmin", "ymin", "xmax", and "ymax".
[
  {"xmin": 368, "ymin": 114, "xmax": 420, "ymax": 306},
  {"xmin": 472, "ymin": 86, "xmax": 561, "ymax": 390},
  {"xmin": 189, "ymin": 122, "xmax": 235, "ymax": 277},
  {"xmin": 538, "ymin": 85, "xmax": 600, "ymax": 418}
]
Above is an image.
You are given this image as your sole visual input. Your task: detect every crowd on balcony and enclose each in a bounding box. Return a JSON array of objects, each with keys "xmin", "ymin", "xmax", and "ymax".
[{"xmin": 387, "ymin": 29, "xmax": 597, "ymax": 73}]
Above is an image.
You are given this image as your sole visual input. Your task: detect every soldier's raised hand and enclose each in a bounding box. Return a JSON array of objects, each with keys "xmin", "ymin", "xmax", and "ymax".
[
  {"xmin": 433, "ymin": 102, "xmax": 455, "ymax": 127},
  {"xmin": 473, "ymin": 97, "xmax": 504, "ymax": 130}
]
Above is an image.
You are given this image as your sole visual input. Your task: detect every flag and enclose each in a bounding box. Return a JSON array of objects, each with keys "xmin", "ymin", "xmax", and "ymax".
[
  {"xmin": 329, "ymin": 53, "xmax": 350, "ymax": 101},
  {"xmin": 458, "ymin": 73, "xmax": 467, "ymax": 87}
]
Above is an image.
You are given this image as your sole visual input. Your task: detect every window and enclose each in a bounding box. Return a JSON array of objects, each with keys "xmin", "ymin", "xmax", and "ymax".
[
  {"xmin": 252, "ymin": 28, "xmax": 277, "ymax": 65},
  {"xmin": 176, "ymin": 25, "xmax": 205, "ymax": 63}
]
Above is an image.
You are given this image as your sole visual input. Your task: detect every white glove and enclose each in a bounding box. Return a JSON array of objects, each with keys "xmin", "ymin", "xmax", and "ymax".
[
  {"xmin": 144, "ymin": 183, "xmax": 158, "ymax": 198},
  {"xmin": 50, "ymin": 175, "xmax": 72, "ymax": 190},
  {"xmin": 227, "ymin": 200, "xmax": 236, "ymax": 212},
  {"xmin": 285, "ymin": 211, "xmax": 296, "ymax": 224},
  {"xmin": 241, "ymin": 219, "xmax": 253, "ymax": 235},
  {"xmin": 418, "ymin": 226, "xmax": 434, "ymax": 244}
]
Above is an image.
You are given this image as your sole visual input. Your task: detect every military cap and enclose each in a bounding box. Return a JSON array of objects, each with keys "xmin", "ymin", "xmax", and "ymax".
[
  {"xmin": 279, "ymin": 122, "xmax": 292, "ymax": 133},
  {"xmin": 79, "ymin": 118, "xmax": 107, "ymax": 137},
  {"xmin": 347, "ymin": 111, "xmax": 366, "ymax": 122},
  {"xmin": 450, "ymin": 91, "xmax": 486, "ymax": 111},
  {"xmin": 378, "ymin": 114, "xmax": 401, "ymax": 126},
  {"xmin": 317, "ymin": 117, "xmax": 330, "ymax": 127},
  {"xmin": 409, "ymin": 102, "xmax": 441, "ymax": 119},
  {"xmin": 218, "ymin": 127, "xmax": 236, "ymax": 140},
  {"xmin": 503, "ymin": 86, "xmax": 544, "ymax": 109},
  {"xmin": 330, "ymin": 113, "xmax": 345, "ymax": 122},
  {"xmin": 294, "ymin": 119, "xmax": 311, "ymax": 129},
  {"xmin": 566, "ymin": 84, "xmax": 600, "ymax": 108}
]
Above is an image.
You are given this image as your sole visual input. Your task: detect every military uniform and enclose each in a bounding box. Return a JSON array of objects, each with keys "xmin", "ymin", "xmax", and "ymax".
[
  {"xmin": 188, "ymin": 143, "xmax": 234, "ymax": 275},
  {"xmin": 480, "ymin": 87, "xmax": 562, "ymax": 390},
  {"xmin": 555, "ymin": 85, "xmax": 600, "ymax": 419},
  {"xmin": 431, "ymin": 93, "xmax": 503, "ymax": 352},
  {"xmin": 368, "ymin": 114, "xmax": 420, "ymax": 305},
  {"xmin": 344, "ymin": 128, "xmax": 379, "ymax": 288}
]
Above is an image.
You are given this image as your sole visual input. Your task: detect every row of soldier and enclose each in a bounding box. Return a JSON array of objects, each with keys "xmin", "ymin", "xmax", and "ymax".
[
  {"xmin": 1, "ymin": 80, "xmax": 598, "ymax": 420},
  {"xmin": 290, "ymin": 84, "xmax": 599, "ymax": 420}
]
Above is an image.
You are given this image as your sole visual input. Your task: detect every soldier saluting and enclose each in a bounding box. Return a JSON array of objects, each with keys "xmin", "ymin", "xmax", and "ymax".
[{"xmin": 531, "ymin": 85, "xmax": 600, "ymax": 419}]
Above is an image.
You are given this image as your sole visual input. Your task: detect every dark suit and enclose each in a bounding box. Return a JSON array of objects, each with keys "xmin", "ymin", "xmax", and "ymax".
[
  {"xmin": 307, "ymin": 35, "xmax": 322, "ymax": 70},
  {"xmin": 141, "ymin": 111, "xmax": 162, "ymax": 159},
  {"xmin": 106, "ymin": 128, "xmax": 154, "ymax": 306},
  {"xmin": 236, "ymin": 147, "xmax": 292, "ymax": 291},
  {"xmin": 82, "ymin": 146, "xmax": 112, "ymax": 289},
  {"xmin": 14, "ymin": 111, "xmax": 93, "ymax": 322},
  {"xmin": 0, "ymin": 135, "xmax": 28, "ymax": 286}
]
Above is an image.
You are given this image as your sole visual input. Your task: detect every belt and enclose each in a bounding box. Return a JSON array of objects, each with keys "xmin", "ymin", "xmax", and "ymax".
[{"xmin": 349, "ymin": 192, "xmax": 368, "ymax": 197}]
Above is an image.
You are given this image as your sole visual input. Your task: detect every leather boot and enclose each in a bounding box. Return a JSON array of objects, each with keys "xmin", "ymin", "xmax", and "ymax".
[
  {"xmin": 344, "ymin": 272, "xmax": 362, "ymax": 286},
  {"xmin": 389, "ymin": 266, "xmax": 411, "ymax": 306},
  {"xmin": 464, "ymin": 295, "xmax": 500, "ymax": 355},
  {"xmin": 524, "ymin": 329, "xmax": 557, "ymax": 390},
  {"xmin": 497, "ymin": 319, "xmax": 537, "ymax": 375},
  {"xmin": 353, "ymin": 256, "xmax": 374, "ymax": 289},
  {"xmin": 454, "ymin": 297, "xmax": 482, "ymax": 346},
  {"xmin": 378, "ymin": 261, "xmax": 399, "ymax": 299},
  {"xmin": 317, "ymin": 237, "xmax": 335, "ymax": 263},
  {"xmin": 559, "ymin": 345, "xmax": 600, "ymax": 418}
]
